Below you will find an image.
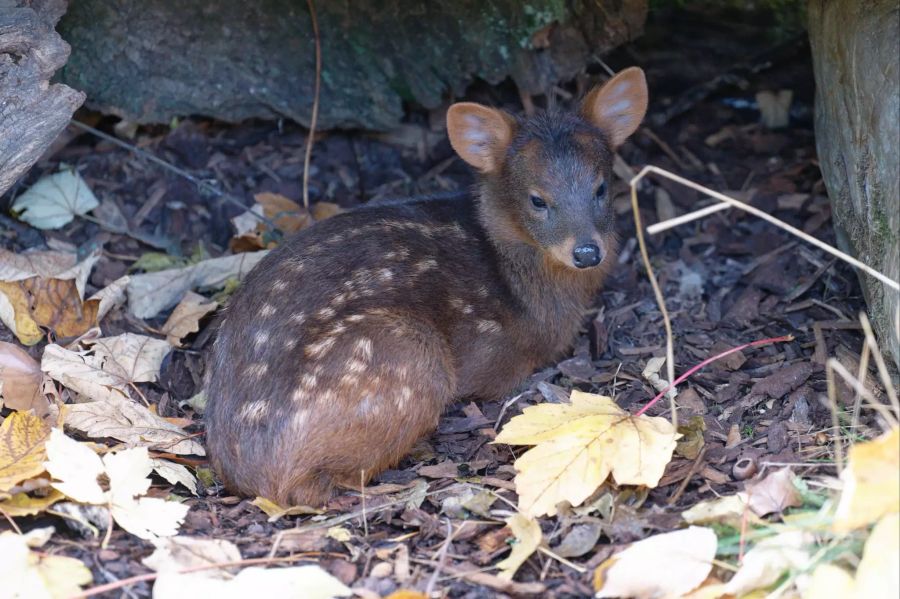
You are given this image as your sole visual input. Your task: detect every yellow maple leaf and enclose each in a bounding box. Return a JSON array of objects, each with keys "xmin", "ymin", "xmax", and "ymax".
[
  {"xmin": 494, "ymin": 391, "xmax": 679, "ymax": 517},
  {"xmin": 496, "ymin": 513, "xmax": 542, "ymax": 580},
  {"xmin": 833, "ymin": 427, "xmax": 899, "ymax": 532},
  {"xmin": 805, "ymin": 513, "xmax": 899, "ymax": 598},
  {"xmin": 0, "ymin": 411, "xmax": 51, "ymax": 493},
  {"xmin": 0, "ymin": 531, "xmax": 93, "ymax": 597},
  {"xmin": 0, "ymin": 489, "xmax": 65, "ymax": 517}
]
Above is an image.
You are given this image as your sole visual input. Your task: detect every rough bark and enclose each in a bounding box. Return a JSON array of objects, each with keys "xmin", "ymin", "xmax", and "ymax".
[
  {"xmin": 57, "ymin": 0, "xmax": 647, "ymax": 131},
  {"xmin": 808, "ymin": 0, "xmax": 900, "ymax": 367},
  {"xmin": 0, "ymin": 0, "xmax": 84, "ymax": 197}
]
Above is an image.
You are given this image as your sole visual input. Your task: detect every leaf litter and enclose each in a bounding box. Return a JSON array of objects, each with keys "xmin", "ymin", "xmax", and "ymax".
[{"xmin": 0, "ymin": 14, "xmax": 897, "ymax": 597}]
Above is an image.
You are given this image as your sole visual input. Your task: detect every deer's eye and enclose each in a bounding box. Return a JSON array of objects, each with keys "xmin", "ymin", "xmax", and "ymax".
[
  {"xmin": 530, "ymin": 194, "xmax": 548, "ymax": 210},
  {"xmin": 595, "ymin": 181, "xmax": 608, "ymax": 201}
]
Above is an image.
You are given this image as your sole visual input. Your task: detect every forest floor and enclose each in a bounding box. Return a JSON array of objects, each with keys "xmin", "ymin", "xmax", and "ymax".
[{"xmin": 1, "ymin": 7, "xmax": 896, "ymax": 599}]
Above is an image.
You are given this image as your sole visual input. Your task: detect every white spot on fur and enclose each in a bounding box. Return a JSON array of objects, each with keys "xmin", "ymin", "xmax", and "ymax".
[
  {"xmin": 462, "ymin": 304, "xmax": 474, "ymax": 315},
  {"xmin": 291, "ymin": 311, "xmax": 307, "ymax": 325},
  {"xmin": 246, "ymin": 363, "xmax": 268, "ymax": 378},
  {"xmin": 321, "ymin": 389, "xmax": 337, "ymax": 404},
  {"xmin": 316, "ymin": 306, "xmax": 337, "ymax": 320},
  {"xmin": 477, "ymin": 285, "xmax": 489, "ymax": 298},
  {"xmin": 284, "ymin": 338, "xmax": 297, "ymax": 350},
  {"xmin": 476, "ymin": 319, "xmax": 502, "ymax": 333},
  {"xmin": 329, "ymin": 322, "xmax": 347, "ymax": 336},
  {"xmin": 400, "ymin": 385, "xmax": 412, "ymax": 401},
  {"xmin": 291, "ymin": 407, "xmax": 309, "ymax": 429},
  {"xmin": 347, "ymin": 358, "xmax": 367, "ymax": 373},
  {"xmin": 353, "ymin": 337, "xmax": 373, "ymax": 359},
  {"xmin": 300, "ymin": 373, "xmax": 318, "ymax": 389},
  {"xmin": 340, "ymin": 373, "xmax": 359, "ymax": 387},
  {"xmin": 306, "ymin": 337, "xmax": 336, "ymax": 358},
  {"xmin": 240, "ymin": 399, "xmax": 268, "ymax": 421},
  {"xmin": 272, "ymin": 280, "xmax": 288, "ymax": 292},
  {"xmin": 346, "ymin": 314, "xmax": 365, "ymax": 323},
  {"xmin": 378, "ymin": 268, "xmax": 394, "ymax": 282},
  {"xmin": 253, "ymin": 330, "xmax": 270, "ymax": 348},
  {"xmin": 259, "ymin": 303, "xmax": 276, "ymax": 317},
  {"xmin": 414, "ymin": 258, "xmax": 438, "ymax": 273}
]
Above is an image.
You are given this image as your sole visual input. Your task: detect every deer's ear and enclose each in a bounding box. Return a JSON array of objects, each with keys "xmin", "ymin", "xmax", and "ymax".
[
  {"xmin": 447, "ymin": 103, "xmax": 515, "ymax": 172},
  {"xmin": 581, "ymin": 67, "xmax": 648, "ymax": 148}
]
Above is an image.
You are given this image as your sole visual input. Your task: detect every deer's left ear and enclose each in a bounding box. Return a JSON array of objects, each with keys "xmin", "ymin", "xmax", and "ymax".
[{"xmin": 581, "ymin": 67, "xmax": 648, "ymax": 148}]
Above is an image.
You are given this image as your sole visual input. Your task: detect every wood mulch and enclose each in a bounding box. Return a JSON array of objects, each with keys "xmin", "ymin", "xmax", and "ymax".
[{"xmin": 0, "ymin": 7, "xmax": 891, "ymax": 598}]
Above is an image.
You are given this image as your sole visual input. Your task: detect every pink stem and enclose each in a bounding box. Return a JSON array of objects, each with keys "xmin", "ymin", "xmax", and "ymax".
[{"xmin": 634, "ymin": 335, "xmax": 794, "ymax": 417}]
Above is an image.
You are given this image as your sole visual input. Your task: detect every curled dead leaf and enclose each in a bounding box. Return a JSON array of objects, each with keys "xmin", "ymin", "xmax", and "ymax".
[
  {"xmin": 0, "ymin": 341, "xmax": 50, "ymax": 416},
  {"xmin": 0, "ymin": 249, "xmax": 100, "ymax": 345},
  {"xmin": 161, "ymin": 291, "xmax": 218, "ymax": 347}
]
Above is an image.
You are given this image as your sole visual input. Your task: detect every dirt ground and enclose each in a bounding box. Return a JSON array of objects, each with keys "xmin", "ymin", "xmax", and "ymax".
[{"xmin": 1, "ymin": 7, "xmax": 892, "ymax": 598}]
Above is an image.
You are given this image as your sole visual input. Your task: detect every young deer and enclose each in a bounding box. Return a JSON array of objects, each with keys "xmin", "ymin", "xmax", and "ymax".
[{"xmin": 205, "ymin": 67, "xmax": 648, "ymax": 506}]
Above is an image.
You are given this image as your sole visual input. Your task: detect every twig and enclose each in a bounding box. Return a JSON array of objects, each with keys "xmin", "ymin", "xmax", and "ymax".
[
  {"xmin": 536, "ymin": 546, "xmax": 586, "ymax": 574},
  {"xmin": 360, "ymin": 469, "xmax": 369, "ymax": 538},
  {"xmin": 850, "ymin": 340, "xmax": 872, "ymax": 436},
  {"xmin": 827, "ymin": 358, "xmax": 899, "ymax": 428},
  {"xmin": 630, "ymin": 178, "xmax": 677, "ymax": 428},
  {"xmin": 859, "ymin": 312, "xmax": 900, "ymax": 413},
  {"xmin": 666, "ymin": 447, "xmax": 708, "ymax": 505},
  {"xmin": 824, "ymin": 365, "xmax": 844, "ymax": 473},
  {"xmin": 71, "ymin": 554, "xmax": 322, "ymax": 598},
  {"xmin": 70, "ymin": 121, "xmax": 277, "ymax": 231},
  {"xmin": 635, "ymin": 335, "xmax": 793, "ymax": 417},
  {"xmin": 302, "ymin": 0, "xmax": 321, "ymax": 209},
  {"xmin": 633, "ymin": 166, "xmax": 900, "ymax": 292},
  {"xmin": 647, "ymin": 201, "xmax": 731, "ymax": 235},
  {"xmin": 425, "ymin": 519, "xmax": 456, "ymax": 596},
  {"xmin": 0, "ymin": 507, "xmax": 22, "ymax": 535}
]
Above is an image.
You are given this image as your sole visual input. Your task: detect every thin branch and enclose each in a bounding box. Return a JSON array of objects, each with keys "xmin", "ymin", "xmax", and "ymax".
[
  {"xmin": 633, "ymin": 165, "xmax": 900, "ymax": 292},
  {"xmin": 70, "ymin": 121, "xmax": 278, "ymax": 231},
  {"xmin": 302, "ymin": 0, "xmax": 321, "ymax": 209},
  {"xmin": 630, "ymin": 175, "xmax": 677, "ymax": 428}
]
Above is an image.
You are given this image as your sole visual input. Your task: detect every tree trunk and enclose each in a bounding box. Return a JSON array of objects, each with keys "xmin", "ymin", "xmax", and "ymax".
[
  {"xmin": 0, "ymin": 0, "xmax": 84, "ymax": 197},
  {"xmin": 57, "ymin": 0, "xmax": 647, "ymax": 131},
  {"xmin": 808, "ymin": 0, "xmax": 900, "ymax": 368}
]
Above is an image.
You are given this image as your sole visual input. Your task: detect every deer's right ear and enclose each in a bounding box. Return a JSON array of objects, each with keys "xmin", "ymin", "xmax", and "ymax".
[{"xmin": 446, "ymin": 103, "xmax": 514, "ymax": 173}]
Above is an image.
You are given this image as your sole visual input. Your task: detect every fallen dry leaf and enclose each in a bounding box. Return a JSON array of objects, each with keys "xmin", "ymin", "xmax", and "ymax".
[
  {"xmin": 256, "ymin": 192, "xmax": 311, "ymax": 233},
  {"xmin": 682, "ymin": 493, "xmax": 755, "ymax": 528},
  {"xmin": 494, "ymin": 390, "xmax": 679, "ymax": 517},
  {"xmin": 0, "ymin": 530, "xmax": 93, "ymax": 598},
  {"xmin": 42, "ymin": 333, "xmax": 171, "ymax": 405},
  {"xmin": 0, "ymin": 411, "xmax": 51, "ymax": 493},
  {"xmin": 852, "ymin": 512, "xmax": 899, "ymax": 598},
  {"xmin": 10, "ymin": 169, "xmax": 99, "ymax": 230},
  {"xmin": 44, "ymin": 429, "xmax": 190, "ymax": 539},
  {"xmin": 311, "ymin": 201, "xmax": 344, "ymax": 221},
  {"xmin": 144, "ymin": 535, "xmax": 351, "ymax": 599},
  {"xmin": 85, "ymin": 333, "xmax": 172, "ymax": 384},
  {"xmin": 251, "ymin": 496, "xmax": 322, "ymax": 521},
  {"xmin": 594, "ymin": 526, "xmax": 717, "ymax": 599},
  {"xmin": 723, "ymin": 530, "xmax": 811, "ymax": 596},
  {"xmin": 833, "ymin": 427, "xmax": 899, "ymax": 532},
  {"xmin": 127, "ymin": 250, "xmax": 269, "ymax": 319},
  {"xmin": 65, "ymin": 396, "xmax": 204, "ymax": 455},
  {"xmin": 0, "ymin": 249, "xmax": 100, "ymax": 345},
  {"xmin": 0, "ymin": 341, "xmax": 50, "ymax": 416},
  {"xmin": 151, "ymin": 458, "xmax": 199, "ymax": 495},
  {"xmin": 41, "ymin": 343, "xmax": 130, "ymax": 403},
  {"xmin": 0, "ymin": 488, "xmax": 65, "ymax": 517},
  {"xmin": 161, "ymin": 291, "xmax": 218, "ymax": 346},
  {"xmin": 89, "ymin": 274, "xmax": 131, "ymax": 322},
  {"xmin": 746, "ymin": 467, "xmax": 802, "ymax": 517},
  {"xmin": 496, "ymin": 513, "xmax": 542, "ymax": 580}
]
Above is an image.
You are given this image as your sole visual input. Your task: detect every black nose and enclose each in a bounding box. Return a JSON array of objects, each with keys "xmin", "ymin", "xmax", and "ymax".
[{"xmin": 572, "ymin": 243, "xmax": 602, "ymax": 268}]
